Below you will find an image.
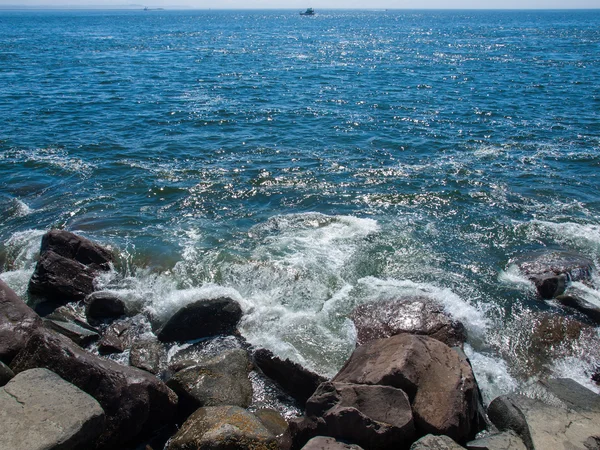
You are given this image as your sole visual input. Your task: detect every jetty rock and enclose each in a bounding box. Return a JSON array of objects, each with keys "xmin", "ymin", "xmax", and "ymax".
[
  {"xmin": 511, "ymin": 250, "xmax": 595, "ymax": 299},
  {"xmin": 0, "ymin": 368, "xmax": 105, "ymax": 450},
  {"xmin": 28, "ymin": 229, "xmax": 114, "ymax": 303},
  {"xmin": 9, "ymin": 327, "xmax": 178, "ymax": 449},
  {"xmin": 350, "ymin": 296, "xmax": 467, "ymax": 347},
  {"xmin": 0, "ymin": 279, "xmax": 42, "ymax": 364}
]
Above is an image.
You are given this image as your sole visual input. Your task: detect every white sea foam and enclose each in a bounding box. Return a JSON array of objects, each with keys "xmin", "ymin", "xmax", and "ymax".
[
  {"xmin": 4, "ymin": 148, "xmax": 94, "ymax": 176},
  {"xmin": 13, "ymin": 198, "xmax": 34, "ymax": 217},
  {"xmin": 550, "ymin": 355, "xmax": 600, "ymax": 395}
]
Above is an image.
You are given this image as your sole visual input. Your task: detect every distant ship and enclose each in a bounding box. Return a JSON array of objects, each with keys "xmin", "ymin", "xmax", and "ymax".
[{"xmin": 300, "ymin": 8, "xmax": 315, "ymax": 16}]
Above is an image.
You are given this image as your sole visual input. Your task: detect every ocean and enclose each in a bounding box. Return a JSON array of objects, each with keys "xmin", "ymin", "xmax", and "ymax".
[{"xmin": 1, "ymin": 8, "xmax": 599, "ymax": 403}]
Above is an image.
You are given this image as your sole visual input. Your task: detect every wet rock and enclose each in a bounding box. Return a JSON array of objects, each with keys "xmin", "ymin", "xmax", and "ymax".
[
  {"xmin": 9, "ymin": 328, "xmax": 178, "ymax": 450},
  {"xmin": 28, "ymin": 230, "xmax": 113, "ymax": 303},
  {"xmin": 291, "ymin": 381, "xmax": 415, "ymax": 450},
  {"xmin": 555, "ymin": 294, "xmax": 600, "ymax": 325},
  {"xmin": 488, "ymin": 378, "xmax": 600, "ymax": 450},
  {"xmin": 167, "ymin": 405, "xmax": 279, "ymax": 450},
  {"xmin": 511, "ymin": 250, "xmax": 595, "ymax": 299},
  {"xmin": 156, "ymin": 296, "xmax": 243, "ymax": 342},
  {"xmin": 0, "ymin": 360, "xmax": 15, "ymax": 386},
  {"xmin": 255, "ymin": 408, "xmax": 292, "ymax": 450},
  {"xmin": 85, "ymin": 291, "xmax": 126, "ymax": 321},
  {"xmin": 166, "ymin": 348, "xmax": 253, "ymax": 418},
  {"xmin": 44, "ymin": 318, "xmax": 100, "ymax": 347},
  {"xmin": 350, "ymin": 297, "xmax": 467, "ymax": 347},
  {"xmin": 301, "ymin": 436, "xmax": 364, "ymax": 450},
  {"xmin": 0, "ymin": 279, "xmax": 42, "ymax": 364},
  {"xmin": 0, "ymin": 368, "xmax": 105, "ymax": 450},
  {"xmin": 254, "ymin": 347, "xmax": 326, "ymax": 404},
  {"xmin": 333, "ymin": 334, "xmax": 483, "ymax": 443},
  {"xmin": 466, "ymin": 431, "xmax": 526, "ymax": 450},
  {"xmin": 410, "ymin": 434, "xmax": 465, "ymax": 449},
  {"xmin": 98, "ymin": 332, "xmax": 125, "ymax": 354},
  {"xmin": 98, "ymin": 315, "xmax": 151, "ymax": 355},
  {"xmin": 130, "ymin": 336, "xmax": 164, "ymax": 375}
]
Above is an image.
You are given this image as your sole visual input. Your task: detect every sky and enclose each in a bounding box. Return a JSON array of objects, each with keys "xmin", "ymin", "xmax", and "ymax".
[{"xmin": 0, "ymin": 0, "xmax": 598, "ymax": 9}]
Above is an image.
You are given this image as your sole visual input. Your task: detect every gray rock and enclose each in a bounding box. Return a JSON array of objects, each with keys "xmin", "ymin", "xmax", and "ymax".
[
  {"xmin": 254, "ymin": 347, "xmax": 326, "ymax": 404},
  {"xmin": 302, "ymin": 436, "xmax": 364, "ymax": 450},
  {"xmin": 0, "ymin": 360, "xmax": 14, "ymax": 386},
  {"xmin": 167, "ymin": 405, "xmax": 278, "ymax": 450},
  {"xmin": 350, "ymin": 297, "xmax": 467, "ymax": 347},
  {"xmin": 292, "ymin": 381, "xmax": 415, "ymax": 450},
  {"xmin": 487, "ymin": 378, "xmax": 600, "ymax": 450},
  {"xmin": 511, "ymin": 250, "xmax": 595, "ymax": 299},
  {"xmin": 157, "ymin": 296, "xmax": 242, "ymax": 342},
  {"xmin": 85, "ymin": 291, "xmax": 126, "ymax": 321},
  {"xmin": 0, "ymin": 279, "xmax": 42, "ymax": 364},
  {"xmin": 9, "ymin": 328, "xmax": 178, "ymax": 449},
  {"xmin": 166, "ymin": 348, "xmax": 253, "ymax": 418},
  {"xmin": 333, "ymin": 334, "xmax": 484, "ymax": 443},
  {"xmin": 0, "ymin": 368, "xmax": 105, "ymax": 450},
  {"xmin": 410, "ymin": 434, "xmax": 465, "ymax": 449},
  {"xmin": 130, "ymin": 336, "xmax": 164, "ymax": 375},
  {"xmin": 466, "ymin": 431, "xmax": 526, "ymax": 450},
  {"xmin": 44, "ymin": 318, "xmax": 100, "ymax": 347}
]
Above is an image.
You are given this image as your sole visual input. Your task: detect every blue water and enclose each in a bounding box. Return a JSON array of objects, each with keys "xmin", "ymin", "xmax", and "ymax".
[{"xmin": 1, "ymin": 9, "xmax": 600, "ymax": 401}]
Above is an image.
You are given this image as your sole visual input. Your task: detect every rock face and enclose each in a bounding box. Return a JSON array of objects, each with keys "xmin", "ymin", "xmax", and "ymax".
[
  {"xmin": 333, "ymin": 334, "xmax": 483, "ymax": 443},
  {"xmin": 0, "ymin": 368, "xmax": 105, "ymax": 450},
  {"xmin": 167, "ymin": 405, "xmax": 279, "ymax": 450},
  {"xmin": 410, "ymin": 434, "xmax": 465, "ymax": 449},
  {"xmin": 511, "ymin": 250, "xmax": 595, "ymax": 299},
  {"xmin": 293, "ymin": 381, "xmax": 415, "ymax": 450},
  {"xmin": 254, "ymin": 348, "xmax": 326, "ymax": 404},
  {"xmin": 301, "ymin": 436, "xmax": 364, "ymax": 450},
  {"xmin": 85, "ymin": 291, "xmax": 126, "ymax": 321},
  {"xmin": 9, "ymin": 328, "xmax": 178, "ymax": 449},
  {"xmin": 166, "ymin": 348, "xmax": 253, "ymax": 418},
  {"xmin": 0, "ymin": 279, "xmax": 42, "ymax": 364},
  {"xmin": 130, "ymin": 336, "xmax": 164, "ymax": 375},
  {"xmin": 28, "ymin": 230, "xmax": 113, "ymax": 302},
  {"xmin": 488, "ymin": 378, "xmax": 600, "ymax": 450},
  {"xmin": 157, "ymin": 297, "xmax": 243, "ymax": 342},
  {"xmin": 350, "ymin": 297, "xmax": 467, "ymax": 347}
]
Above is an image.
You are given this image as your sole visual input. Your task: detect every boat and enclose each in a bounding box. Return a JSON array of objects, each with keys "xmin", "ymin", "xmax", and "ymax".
[{"xmin": 300, "ymin": 8, "xmax": 315, "ymax": 16}]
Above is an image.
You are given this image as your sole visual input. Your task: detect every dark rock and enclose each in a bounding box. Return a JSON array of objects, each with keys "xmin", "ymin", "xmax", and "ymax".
[
  {"xmin": 292, "ymin": 381, "xmax": 415, "ymax": 450},
  {"xmin": 0, "ymin": 360, "xmax": 15, "ymax": 387},
  {"xmin": 167, "ymin": 405, "xmax": 279, "ymax": 450},
  {"xmin": 9, "ymin": 328, "xmax": 178, "ymax": 450},
  {"xmin": 0, "ymin": 368, "xmax": 105, "ymax": 450},
  {"xmin": 98, "ymin": 315, "xmax": 151, "ymax": 355},
  {"xmin": 255, "ymin": 408, "xmax": 292, "ymax": 450},
  {"xmin": 130, "ymin": 337, "xmax": 164, "ymax": 375},
  {"xmin": 166, "ymin": 348, "xmax": 252, "ymax": 418},
  {"xmin": 156, "ymin": 296, "xmax": 243, "ymax": 342},
  {"xmin": 45, "ymin": 304, "xmax": 98, "ymax": 332},
  {"xmin": 0, "ymin": 279, "xmax": 42, "ymax": 364},
  {"xmin": 487, "ymin": 378, "xmax": 600, "ymax": 450},
  {"xmin": 301, "ymin": 436, "xmax": 364, "ymax": 450},
  {"xmin": 254, "ymin": 347, "xmax": 326, "ymax": 404},
  {"xmin": 333, "ymin": 334, "xmax": 483, "ymax": 443},
  {"xmin": 28, "ymin": 230, "xmax": 113, "ymax": 303},
  {"xmin": 98, "ymin": 332, "xmax": 125, "ymax": 355},
  {"xmin": 410, "ymin": 434, "xmax": 465, "ymax": 449},
  {"xmin": 44, "ymin": 318, "xmax": 100, "ymax": 347},
  {"xmin": 512, "ymin": 250, "xmax": 595, "ymax": 299},
  {"xmin": 85, "ymin": 291, "xmax": 126, "ymax": 321},
  {"xmin": 350, "ymin": 297, "xmax": 467, "ymax": 347},
  {"xmin": 556, "ymin": 294, "xmax": 600, "ymax": 325},
  {"xmin": 466, "ymin": 431, "xmax": 526, "ymax": 450},
  {"xmin": 39, "ymin": 229, "xmax": 113, "ymax": 270}
]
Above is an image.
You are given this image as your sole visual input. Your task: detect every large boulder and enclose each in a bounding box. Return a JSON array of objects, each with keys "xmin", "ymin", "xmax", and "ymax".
[
  {"xmin": 350, "ymin": 297, "xmax": 467, "ymax": 347},
  {"xmin": 333, "ymin": 334, "xmax": 483, "ymax": 443},
  {"xmin": 555, "ymin": 294, "xmax": 600, "ymax": 325},
  {"xmin": 291, "ymin": 381, "xmax": 415, "ymax": 450},
  {"xmin": 466, "ymin": 431, "xmax": 526, "ymax": 450},
  {"xmin": 130, "ymin": 336, "xmax": 164, "ymax": 375},
  {"xmin": 487, "ymin": 378, "xmax": 600, "ymax": 450},
  {"xmin": 302, "ymin": 436, "xmax": 364, "ymax": 450},
  {"xmin": 156, "ymin": 296, "xmax": 243, "ymax": 342},
  {"xmin": 28, "ymin": 230, "xmax": 113, "ymax": 303},
  {"xmin": 167, "ymin": 405, "xmax": 279, "ymax": 450},
  {"xmin": 254, "ymin": 347, "xmax": 326, "ymax": 404},
  {"xmin": 9, "ymin": 328, "xmax": 177, "ymax": 449},
  {"xmin": 410, "ymin": 434, "xmax": 465, "ymax": 449},
  {"xmin": 0, "ymin": 279, "xmax": 42, "ymax": 364},
  {"xmin": 85, "ymin": 291, "xmax": 126, "ymax": 321},
  {"xmin": 166, "ymin": 348, "xmax": 253, "ymax": 418},
  {"xmin": 0, "ymin": 368, "xmax": 105, "ymax": 450},
  {"xmin": 511, "ymin": 250, "xmax": 595, "ymax": 299}
]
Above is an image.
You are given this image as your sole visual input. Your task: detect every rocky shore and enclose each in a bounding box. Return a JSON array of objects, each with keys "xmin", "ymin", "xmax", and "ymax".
[{"xmin": 1, "ymin": 229, "xmax": 599, "ymax": 450}]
